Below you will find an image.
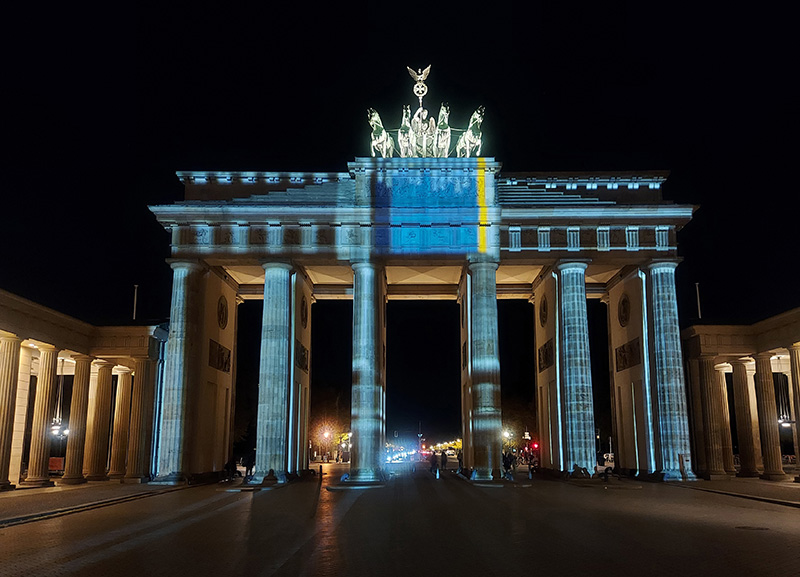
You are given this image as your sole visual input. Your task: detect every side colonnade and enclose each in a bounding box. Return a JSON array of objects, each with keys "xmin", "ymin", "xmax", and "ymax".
[
  {"xmin": 683, "ymin": 311, "xmax": 800, "ymax": 482},
  {"xmin": 0, "ymin": 290, "xmax": 165, "ymax": 490}
]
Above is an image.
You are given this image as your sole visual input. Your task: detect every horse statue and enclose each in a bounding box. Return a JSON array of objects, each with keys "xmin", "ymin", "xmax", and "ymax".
[
  {"xmin": 456, "ymin": 105, "xmax": 485, "ymax": 158},
  {"xmin": 397, "ymin": 104, "xmax": 414, "ymax": 158},
  {"xmin": 367, "ymin": 108, "xmax": 395, "ymax": 158},
  {"xmin": 434, "ymin": 102, "xmax": 451, "ymax": 158}
]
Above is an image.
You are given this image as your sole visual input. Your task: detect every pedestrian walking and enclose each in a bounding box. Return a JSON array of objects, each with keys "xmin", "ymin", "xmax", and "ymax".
[
  {"xmin": 429, "ymin": 451, "xmax": 438, "ymax": 474},
  {"xmin": 244, "ymin": 449, "xmax": 256, "ymax": 481},
  {"xmin": 441, "ymin": 451, "xmax": 448, "ymax": 471}
]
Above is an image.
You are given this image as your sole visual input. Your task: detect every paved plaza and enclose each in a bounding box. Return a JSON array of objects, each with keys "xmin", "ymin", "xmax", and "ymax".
[{"xmin": 1, "ymin": 464, "xmax": 799, "ymax": 577}]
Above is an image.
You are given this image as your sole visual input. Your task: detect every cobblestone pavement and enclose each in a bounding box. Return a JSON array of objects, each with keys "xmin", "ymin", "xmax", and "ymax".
[{"xmin": 1, "ymin": 464, "xmax": 798, "ymax": 577}]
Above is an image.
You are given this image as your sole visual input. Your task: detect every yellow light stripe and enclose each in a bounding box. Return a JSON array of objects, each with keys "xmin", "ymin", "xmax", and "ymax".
[{"xmin": 477, "ymin": 158, "xmax": 487, "ymax": 253}]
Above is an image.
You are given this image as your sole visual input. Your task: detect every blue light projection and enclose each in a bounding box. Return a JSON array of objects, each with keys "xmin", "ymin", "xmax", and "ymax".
[{"xmin": 350, "ymin": 157, "xmax": 497, "ymax": 257}]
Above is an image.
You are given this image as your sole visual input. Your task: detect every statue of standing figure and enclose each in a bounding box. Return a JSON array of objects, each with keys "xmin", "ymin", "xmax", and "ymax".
[
  {"xmin": 397, "ymin": 105, "xmax": 414, "ymax": 158},
  {"xmin": 412, "ymin": 106, "xmax": 436, "ymax": 157},
  {"xmin": 434, "ymin": 102, "xmax": 451, "ymax": 158}
]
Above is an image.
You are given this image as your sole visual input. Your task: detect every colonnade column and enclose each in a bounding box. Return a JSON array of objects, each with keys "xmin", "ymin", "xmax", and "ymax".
[
  {"xmin": 753, "ymin": 353, "xmax": 786, "ymax": 480},
  {"xmin": 716, "ymin": 368, "xmax": 736, "ymax": 475},
  {"xmin": 349, "ymin": 261, "xmax": 384, "ymax": 483},
  {"xmin": 21, "ymin": 345, "xmax": 59, "ymax": 487},
  {"xmin": 646, "ymin": 261, "xmax": 696, "ymax": 480},
  {"xmin": 731, "ymin": 360, "xmax": 762, "ymax": 477},
  {"xmin": 108, "ymin": 368, "xmax": 133, "ymax": 478},
  {"xmin": 469, "ymin": 261, "xmax": 502, "ymax": 481},
  {"xmin": 84, "ymin": 361, "xmax": 114, "ymax": 481},
  {"xmin": 60, "ymin": 355, "xmax": 93, "ymax": 484},
  {"xmin": 156, "ymin": 261, "xmax": 205, "ymax": 482},
  {"xmin": 254, "ymin": 262, "xmax": 292, "ymax": 483},
  {"xmin": 698, "ymin": 356, "xmax": 727, "ymax": 479},
  {"xmin": 790, "ymin": 345, "xmax": 800, "ymax": 483},
  {"xmin": 0, "ymin": 334, "xmax": 22, "ymax": 490},
  {"xmin": 125, "ymin": 357, "xmax": 154, "ymax": 482},
  {"xmin": 556, "ymin": 261, "xmax": 596, "ymax": 474}
]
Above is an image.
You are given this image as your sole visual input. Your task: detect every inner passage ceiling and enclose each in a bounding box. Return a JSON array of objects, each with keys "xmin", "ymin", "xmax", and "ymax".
[{"xmin": 224, "ymin": 264, "xmax": 623, "ymax": 300}]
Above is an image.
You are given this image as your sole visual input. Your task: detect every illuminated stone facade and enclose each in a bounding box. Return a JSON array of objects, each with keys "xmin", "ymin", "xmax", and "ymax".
[{"xmin": 148, "ymin": 157, "xmax": 700, "ymax": 483}]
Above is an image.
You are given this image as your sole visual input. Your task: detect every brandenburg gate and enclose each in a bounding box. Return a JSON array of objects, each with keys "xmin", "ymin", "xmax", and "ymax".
[{"xmin": 147, "ymin": 68, "xmax": 697, "ymax": 485}]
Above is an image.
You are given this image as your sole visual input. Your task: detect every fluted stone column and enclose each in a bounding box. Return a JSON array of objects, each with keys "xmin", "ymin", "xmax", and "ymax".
[
  {"xmin": 716, "ymin": 369, "xmax": 736, "ymax": 475},
  {"xmin": 156, "ymin": 261, "xmax": 205, "ymax": 483},
  {"xmin": 731, "ymin": 360, "xmax": 761, "ymax": 476},
  {"xmin": 556, "ymin": 261, "xmax": 596, "ymax": 474},
  {"xmin": 646, "ymin": 261, "xmax": 697, "ymax": 480},
  {"xmin": 698, "ymin": 356, "xmax": 727, "ymax": 479},
  {"xmin": 348, "ymin": 261, "xmax": 385, "ymax": 483},
  {"xmin": 84, "ymin": 361, "xmax": 114, "ymax": 481},
  {"xmin": 754, "ymin": 353, "xmax": 786, "ymax": 480},
  {"xmin": 21, "ymin": 345, "xmax": 59, "ymax": 487},
  {"xmin": 108, "ymin": 368, "xmax": 133, "ymax": 478},
  {"xmin": 469, "ymin": 261, "xmax": 502, "ymax": 481},
  {"xmin": 124, "ymin": 357, "xmax": 153, "ymax": 482},
  {"xmin": 0, "ymin": 335, "xmax": 22, "ymax": 490},
  {"xmin": 60, "ymin": 355, "xmax": 93, "ymax": 484},
  {"xmin": 253, "ymin": 262, "xmax": 292, "ymax": 483},
  {"xmin": 789, "ymin": 345, "xmax": 800, "ymax": 483}
]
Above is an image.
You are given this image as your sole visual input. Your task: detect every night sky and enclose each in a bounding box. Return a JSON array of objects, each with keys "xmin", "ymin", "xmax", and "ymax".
[{"xmin": 3, "ymin": 5, "xmax": 797, "ymax": 447}]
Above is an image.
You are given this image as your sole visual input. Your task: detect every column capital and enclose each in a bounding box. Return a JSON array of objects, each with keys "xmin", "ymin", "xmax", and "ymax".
[
  {"xmin": 351, "ymin": 260, "xmax": 376, "ymax": 271},
  {"xmin": 646, "ymin": 259, "xmax": 682, "ymax": 271},
  {"xmin": 166, "ymin": 259, "xmax": 206, "ymax": 273},
  {"xmin": 555, "ymin": 259, "xmax": 590, "ymax": 272},
  {"xmin": 0, "ymin": 333, "xmax": 21, "ymax": 344},
  {"xmin": 36, "ymin": 343, "xmax": 58, "ymax": 353},
  {"xmin": 116, "ymin": 366, "xmax": 133, "ymax": 375},
  {"xmin": 262, "ymin": 261, "xmax": 293, "ymax": 272},
  {"xmin": 71, "ymin": 354, "xmax": 94, "ymax": 363},
  {"xmin": 94, "ymin": 359, "xmax": 114, "ymax": 370},
  {"xmin": 468, "ymin": 260, "xmax": 498, "ymax": 273},
  {"xmin": 754, "ymin": 351, "xmax": 774, "ymax": 361}
]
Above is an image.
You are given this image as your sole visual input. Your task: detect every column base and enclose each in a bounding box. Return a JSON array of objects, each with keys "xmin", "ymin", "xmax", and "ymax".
[
  {"xmin": 794, "ymin": 475, "xmax": 800, "ymax": 483},
  {"xmin": 58, "ymin": 475, "xmax": 87, "ymax": 485},
  {"xmin": 344, "ymin": 468, "xmax": 381, "ymax": 484},
  {"xmin": 250, "ymin": 469, "xmax": 287, "ymax": 485},
  {"xmin": 469, "ymin": 468, "xmax": 495, "ymax": 482},
  {"xmin": 85, "ymin": 474, "xmax": 110, "ymax": 482},
  {"xmin": 705, "ymin": 473, "xmax": 732, "ymax": 481},
  {"xmin": 122, "ymin": 475, "xmax": 149, "ymax": 484},
  {"xmin": 107, "ymin": 473, "xmax": 125, "ymax": 479},
  {"xmin": 663, "ymin": 469, "xmax": 698, "ymax": 482},
  {"xmin": 760, "ymin": 471, "xmax": 788, "ymax": 481},
  {"xmin": 0, "ymin": 481, "xmax": 16, "ymax": 491},
  {"xmin": 736, "ymin": 470, "xmax": 762, "ymax": 478},
  {"xmin": 150, "ymin": 472, "xmax": 188, "ymax": 485},
  {"xmin": 19, "ymin": 478, "xmax": 55, "ymax": 488}
]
